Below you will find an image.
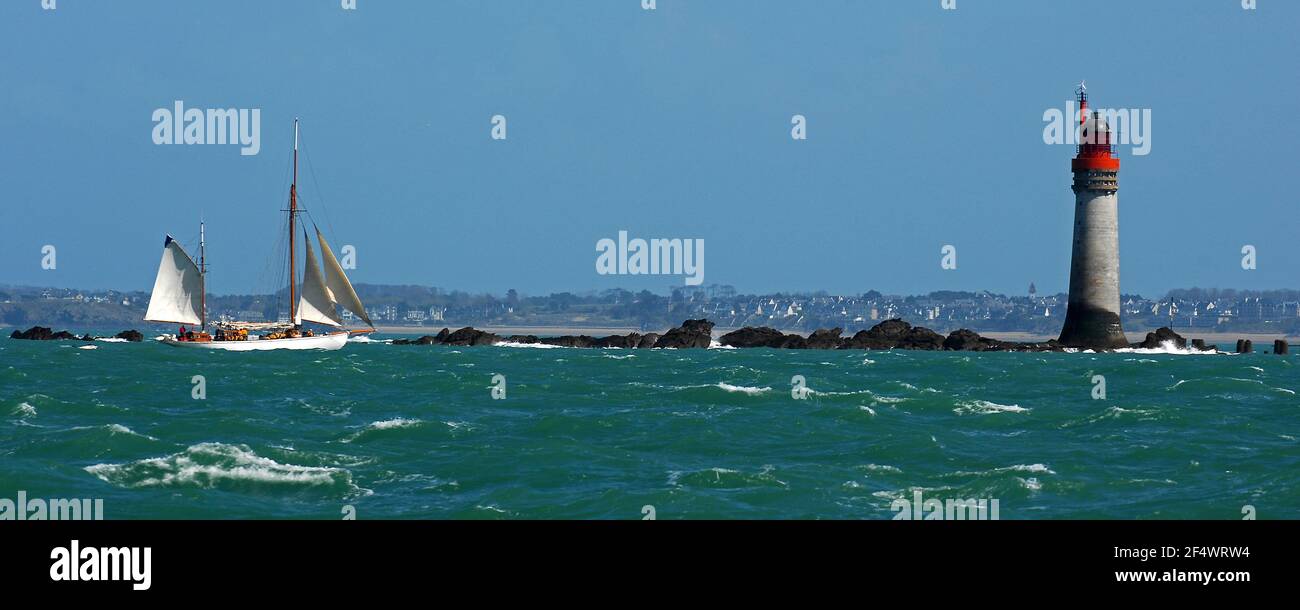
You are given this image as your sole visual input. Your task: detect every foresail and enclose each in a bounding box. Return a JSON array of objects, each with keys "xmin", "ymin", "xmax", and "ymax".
[
  {"xmin": 316, "ymin": 227, "xmax": 372, "ymax": 327},
  {"xmin": 144, "ymin": 236, "xmax": 204, "ymax": 325},
  {"xmin": 296, "ymin": 231, "xmax": 343, "ymax": 327}
]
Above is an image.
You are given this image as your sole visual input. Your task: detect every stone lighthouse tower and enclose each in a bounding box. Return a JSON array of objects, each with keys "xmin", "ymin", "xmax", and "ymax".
[{"xmin": 1058, "ymin": 83, "xmax": 1127, "ymax": 349}]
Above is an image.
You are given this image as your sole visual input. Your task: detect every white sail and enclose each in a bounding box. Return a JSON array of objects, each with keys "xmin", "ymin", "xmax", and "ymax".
[
  {"xmin": 316, "ymin": 227, "xmax": 372, "ymax": 327},
  {"xmin": 144, "ymin": 235, "xmax": 204, "ymax": 325},
  {"xmin": 296, "ymin": 232, "xmax": 343, "ymax": 327}
]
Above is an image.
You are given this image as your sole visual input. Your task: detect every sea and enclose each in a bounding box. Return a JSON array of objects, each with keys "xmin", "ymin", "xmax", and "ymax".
[{"xmin": 2, "ymin": 333, "xmax": 1296, "ymax": 519}]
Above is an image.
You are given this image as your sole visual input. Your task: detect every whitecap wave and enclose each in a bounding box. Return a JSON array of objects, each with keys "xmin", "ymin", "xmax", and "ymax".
[
  {"xmin": 68, "ymin": 423, "xmax": 158, "ymax": 440},
  {"xmin": 494, "ymin": 341, "xmax": 563, "ymax": 349},
  {"xmin": 95, "ymin": 337, "xmax": 130, "ymax": 343},
  {"xmin": 715, "ymin": 382, "xmax": 771, "ymax": 395},
  {"xmin": 341, "ymin": 418, "xmax": 424, "ymax": 442},
  {"xmin": 858, "ymin": 463, "xmax": 902, "ymax": 474},
  {"xmin": 953, "ymin": 400, "xmax": 1029, "ymax": 415},
  {"xmin": 85, "ymin": 442, "xmax": 355, "ymax": 491},
  {"xmin": 12, "ymin": 402, "xmax": 36, "ymax": 417},
  {"xmin": 949, "ymin": 463, "xmax": 1055, "ymax": 477},
  {"xmin": 367, "ymin": 418, "xmax": 423, "ymax": 430}
]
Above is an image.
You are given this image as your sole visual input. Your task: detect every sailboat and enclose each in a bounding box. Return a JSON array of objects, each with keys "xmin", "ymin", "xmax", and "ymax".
[{"xmin": 144, "ymin": 119, "xmax": 374, "ymax": 351}]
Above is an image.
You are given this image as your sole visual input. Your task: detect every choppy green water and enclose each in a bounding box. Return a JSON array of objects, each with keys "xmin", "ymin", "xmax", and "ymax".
[{"xmin": 1, "ymin": 335, "xmax": 1297, "ymax": 519}]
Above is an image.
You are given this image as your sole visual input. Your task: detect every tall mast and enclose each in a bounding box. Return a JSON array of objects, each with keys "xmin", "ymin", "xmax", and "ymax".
[
  {"xmin": 289, "ymin": 119, "xmax": 298, "ymax": 325},
  {"xmin": 200, "ymin": 218, "xmax": 207, "ymax": 330}
]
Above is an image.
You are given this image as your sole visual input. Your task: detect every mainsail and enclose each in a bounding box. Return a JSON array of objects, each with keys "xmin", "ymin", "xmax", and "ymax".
[
  {"xmin": 296, "ymin": 230, "xmax": 343, "ymax": 327},
  {"xmin": 144, "ymin": 236, "xmax": 204, "ymax": 325},
  {"xmin": 315, "ymin": 227, "xmax": 372, "ymax": 327}
]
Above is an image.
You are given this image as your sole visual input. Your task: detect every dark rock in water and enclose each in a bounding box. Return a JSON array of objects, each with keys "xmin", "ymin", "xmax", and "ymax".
[
  {"xmin": 1243, "ymin": 339, "xmax": 1254, "ymax": 353},
  {"xmin": 443, "ymin": 327, "xmax": 501, "ymax": 346},
  {"xmin": 769, "ymin": 332, "xmax": 800, "ymax": 345},
  {"xmin": 1137, "ymin": 327, "xmax": 1186, "ymax": 349},
  {"xmin": 114, "ymin": 330, "xmax": 144, "ymax": 342},
  {"xmin": 653, "ymin": 319, "xmax": 714, "ymax": 349},
  {"xmin": 636, "ymin": 333, "xmax": 659, "ymax": 349},
  {"xmin": 1191, "ymin": 338, "xmax": 1206, "ymax": 351},
  {"xmin": 719, "ymin": 326, "xmax": 787, "ymax": 348},
  {"xmin": 78, "ymin": 334, "xmax": 96, "ymax": 342},
  {"xmin": 943, "ymin": 329, "xmax": 1005, "ymax": 351},
  {"xmin": 504, "ymin": 335, "xmax": 539, "ymax": 345},
  {"xmin": 392, "ymin": 329, "xmax": 448, "ymax": 345},
  {"xmin": 842, "ymin": 319, "xmax": 924, "ymax": 349},
  {"xmin": 805, "ymin": 328, "xmax": 843, "ymax": 350},
  {"xmin": 1275, "ymin": 340, "xmax": 1289, "ymax": 355},
  {"xmin": 897, "ymin": 326, "xmax": 944, "ymax": 350},
  {"xmin": 593, "ymin": 333, "xmax": 642, "ymax": 349},
  {"xmin": 10, "ymin": 326, "xmax": 79, "ymax": 341},
  {"xmin": 541, "ymin": 335, "xmax": 595, "ymax": 348}
]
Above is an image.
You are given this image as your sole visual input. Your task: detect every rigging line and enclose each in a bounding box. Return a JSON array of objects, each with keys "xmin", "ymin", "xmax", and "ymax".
[{"xmin": 299, "ymin": 126, "xmax": 341, "ymax": 244}]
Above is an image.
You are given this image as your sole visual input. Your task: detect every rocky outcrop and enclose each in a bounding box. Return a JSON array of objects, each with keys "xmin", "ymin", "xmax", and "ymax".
[
  {"xmin": 943, "ymin": 329, "xmax": 1005, "ymax": 352},
  {"xmin": 114, "ymin": 330, "xmax": 144, "ymax": 342},
  {"xmin": 392, "ymin": 327, "xmax": 451, "ymax": 345},
  {"xmin": 653, "ymin": 319, "xmax": 714, "ymax": 349},
  {"xmin": 841, "ymin": 319, "xmax": 943, "ymax": 350},
  {"xmin": 805, "ymin": 328, "xmax": 843, "ymax": 350},
  {"xmin": 540, "ymin": 335, "xmax": 595, "ymax": 348},
  {"xmin": 443, "ymin": 327, "xmax": 501, "ymax": 346},
  {"xmin": 719, "ymin": 326, "xmax": 788, "ymax": 348},
  {"xmin": 594, "ymin": 333, "xmax": 643, "ymax": 349},
  {"xmin": 1135, "ymin": 327, "xmax": 1186, "ymax": 349},
  {"xmin": 10, "ymin": 326, "xmax": 80, "ymax": 341},
  {"xmin": 380, "ymin": 319, "xmax": 1221, "ymax": 353}
]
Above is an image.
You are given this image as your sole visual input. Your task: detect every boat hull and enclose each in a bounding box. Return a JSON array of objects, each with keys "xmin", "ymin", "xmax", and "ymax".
[{"xmin": 159, "ymin": 332, "xmax": 349, "ymax": 351}]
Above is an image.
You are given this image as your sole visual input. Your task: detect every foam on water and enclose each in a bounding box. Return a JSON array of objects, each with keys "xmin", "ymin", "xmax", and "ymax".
[
  {"xmin": 342, "ymin": 418, "xmax": 425, "ymax": 442},
  {"xmin": 953, "ymin": 400, "xmax": 1030, "ymax": 415},
  {"xmin": 715, "ymin": 382, "xmax": 772, "ymax": 395},
  {"xmin": 85, "ymin": 442, "xmax": 356, "ymax": 493},
  {"xmin": 1114, "ymin": 340, "xmax": 1222, "ymax": 355},
  {"xmin": 495, "ymin": 341, "xmax": 562, "ymax": 349}
]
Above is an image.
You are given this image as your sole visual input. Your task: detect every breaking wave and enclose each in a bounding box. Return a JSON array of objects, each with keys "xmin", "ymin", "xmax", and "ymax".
[
  {"xmin": 85, "ymin": 442, "xmax": 356, "ymax": 493},
  {"xmin": 953, "ymin": 400, "xmax": 1030, "ymax": 415},
  {"xmin": 715, "ymin": 382, "xmax": 772, "ymax": 395}
]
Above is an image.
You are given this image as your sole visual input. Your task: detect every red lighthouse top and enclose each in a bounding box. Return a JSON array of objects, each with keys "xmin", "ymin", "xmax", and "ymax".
[{"xmin": 1072, "ymin": 82, "xmax": 1120, "ymax": 172}]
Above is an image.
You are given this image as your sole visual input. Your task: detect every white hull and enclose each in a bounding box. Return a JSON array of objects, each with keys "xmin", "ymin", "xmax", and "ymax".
[{"xmin": 159, "ymin": 332, "xmax": 349, "ymax": 351}]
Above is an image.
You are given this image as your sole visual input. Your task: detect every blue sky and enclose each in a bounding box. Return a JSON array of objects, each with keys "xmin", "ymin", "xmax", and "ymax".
[{"xmin": 1, "ymin": 0, "xmax": 1295, "ymax": 297}]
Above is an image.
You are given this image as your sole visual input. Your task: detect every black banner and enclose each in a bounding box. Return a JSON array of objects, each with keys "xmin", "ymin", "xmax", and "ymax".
[{"xmin": 0, "ymin": 520, "xmax": 1288, "ymax": 598}]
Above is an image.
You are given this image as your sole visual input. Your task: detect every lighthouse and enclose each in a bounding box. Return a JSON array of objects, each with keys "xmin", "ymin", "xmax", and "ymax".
[{"xmin": 1058, "ymin": 83, "xmax": 1127, "ymax": 349}]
